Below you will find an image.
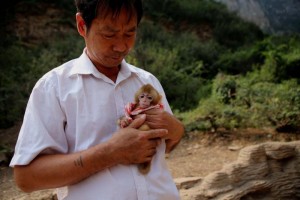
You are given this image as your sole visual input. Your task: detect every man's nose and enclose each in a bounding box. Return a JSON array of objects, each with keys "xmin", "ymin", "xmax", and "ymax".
[{"xmin": 112, "ymin": 37, "xmax": 127, "ymax": 52}]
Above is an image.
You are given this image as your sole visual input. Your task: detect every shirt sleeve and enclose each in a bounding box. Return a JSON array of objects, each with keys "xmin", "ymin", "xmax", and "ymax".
[{"xmin": 10, "ymin": 76, "xmax": 68, "ymax": 167}]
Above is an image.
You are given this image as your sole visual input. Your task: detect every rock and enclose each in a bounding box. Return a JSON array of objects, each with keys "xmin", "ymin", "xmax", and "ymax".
[
  {"xmin": 4, "ymin": 190, "xmax": 57, "ymax": 200},
  {"xmin": 178, "ymin": 141, "xmax": 300, "ymax": 200},
  {"xmin": 228, "ymin": 146, "xmax": 242, "ymax": 151},
  {"xmin": 197, "ymin": 172, "xmax": 233, "ymax": 197},
  {"xmin": 174, "ymin": 177, "xmax": 202, "ymax": 190}
]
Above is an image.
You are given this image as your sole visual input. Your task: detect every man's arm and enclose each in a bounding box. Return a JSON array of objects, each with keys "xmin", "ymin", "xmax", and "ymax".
[
  {"xmin": 144, "ymin": 109, "xmax": 184, "ymax": 153},
  {"xmin": 14, "ymin": 115, "xmax": 168, "ymax": 192},
  {"xmin": 14, "ymin": 143, "xmax": 114, "ymax": 192}
]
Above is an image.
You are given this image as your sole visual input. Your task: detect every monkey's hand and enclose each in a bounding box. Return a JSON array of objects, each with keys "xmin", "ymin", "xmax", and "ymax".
[{"xmin": 117, "ymin": 116, "xmax": 132, "ymax": 128}]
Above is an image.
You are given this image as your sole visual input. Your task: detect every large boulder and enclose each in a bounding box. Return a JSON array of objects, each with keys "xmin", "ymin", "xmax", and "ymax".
[{"xmin": 177, "ymin": 141, "xmax": 300, "ymax": 200}]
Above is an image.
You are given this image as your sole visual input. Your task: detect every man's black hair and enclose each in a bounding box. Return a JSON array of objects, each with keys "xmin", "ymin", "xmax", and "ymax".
[{"xmin": 74, "ymin": 0, "xmax": 143, "ymax": 29}]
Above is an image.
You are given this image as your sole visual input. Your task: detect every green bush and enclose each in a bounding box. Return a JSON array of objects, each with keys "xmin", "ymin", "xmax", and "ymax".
[
  {"xmin": 234, "ymin": 78, "xmax": 300, "ymax": 129},
  {"xmin": 214, "ymin": 45, "xmax": 264, "ymax": 75},
  {"xmin": 182, "ymin": 73, "xmax": 300, "ymax": 132},
  {"xmin": 254, "ymin": 35, "xmax": 300, "ymax": 82},
  {"xmin": 0, "ymin": 34, "xmax": 84, "ymax": 128},
  {"xmin": 0, "ymin": 44, "xmax": 32, "ymax": 128},
  {"xmin": 212, "ymin": 74, "xmax": 237, "ymax": 104}
]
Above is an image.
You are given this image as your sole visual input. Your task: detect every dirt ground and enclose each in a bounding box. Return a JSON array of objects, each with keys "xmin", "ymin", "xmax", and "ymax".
[{"xmin": 1, "ymin": 124, "xmax": 299, "ymax": 200}]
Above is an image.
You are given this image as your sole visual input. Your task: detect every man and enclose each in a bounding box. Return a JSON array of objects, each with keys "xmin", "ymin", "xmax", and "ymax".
[{"xmin": 10, "ymin": 0, "xmax": 184, "ymax": 199}]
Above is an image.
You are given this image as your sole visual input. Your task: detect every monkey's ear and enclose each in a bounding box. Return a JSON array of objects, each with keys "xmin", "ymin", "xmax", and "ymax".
[
  {"xmin": 159, "ymin": 94, "xmax": 162, "ymax": 102},
  {"xmin": 154, "ymin": 94, "xmax": 162, "ymax": 104}
]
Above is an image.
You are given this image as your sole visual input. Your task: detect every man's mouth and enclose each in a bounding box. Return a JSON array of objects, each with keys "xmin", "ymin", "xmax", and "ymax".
[
  {"xmin": 111, "ymin": 56, "xmax": 123, "ymax": 60},
  {"xmin": 111, "ymin": 55, "xmax": 124, "ymax": 61}
]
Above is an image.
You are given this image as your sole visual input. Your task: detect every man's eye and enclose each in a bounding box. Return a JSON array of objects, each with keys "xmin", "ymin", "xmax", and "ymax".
[
  {"xmin": 103, "ymin": 34, "xmax": 115, "ymax": 39},
  {"xmin": 125, "ymin": 33, "xmax": 135, "ymax": 38}
]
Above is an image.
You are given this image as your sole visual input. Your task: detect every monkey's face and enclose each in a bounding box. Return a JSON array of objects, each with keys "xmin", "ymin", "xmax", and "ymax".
[{"xmin": 138, "ymin": 93, "xmax": 153, "ymax": 108}]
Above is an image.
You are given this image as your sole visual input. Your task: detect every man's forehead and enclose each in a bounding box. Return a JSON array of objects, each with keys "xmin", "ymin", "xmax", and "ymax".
[{"xmin": 98, "ymin": 23, "xmax": 136, "ymax": 32}]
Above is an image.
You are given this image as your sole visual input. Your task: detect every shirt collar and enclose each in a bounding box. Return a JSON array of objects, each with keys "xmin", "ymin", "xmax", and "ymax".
[
  {"xmin": 68, "ymin": 49, "xmax": 99, "ymax": 77},
  {"xmin": 69, "ymin": 49, "xmax": 135, "ymax": 83}
]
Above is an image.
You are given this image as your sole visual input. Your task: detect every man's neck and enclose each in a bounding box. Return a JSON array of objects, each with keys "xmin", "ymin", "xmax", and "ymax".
[
  {"xmin": 85, "ymin": 49, "xmax": 121, "ymax": 82},
  {"xmin": 96, "ymin": 64, "xmax": 120, "ymax": 83}
]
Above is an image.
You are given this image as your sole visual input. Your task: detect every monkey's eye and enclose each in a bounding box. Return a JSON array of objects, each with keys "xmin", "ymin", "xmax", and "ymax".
[
  {"xmin": 147, "ymin": 96, "xmax": 153, "ymax": 101},
  {"xmin": 139, "ymin": 95, "xmax": 145, "ymax": 99}
]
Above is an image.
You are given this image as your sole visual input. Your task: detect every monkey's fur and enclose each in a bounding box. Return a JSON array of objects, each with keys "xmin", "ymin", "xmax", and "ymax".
[{"xmin": 119, "ymin": 84, "xmax": 163, "ymax": 174}]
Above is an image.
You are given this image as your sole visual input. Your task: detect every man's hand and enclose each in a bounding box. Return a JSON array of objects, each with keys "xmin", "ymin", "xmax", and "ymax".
[
  {"xmin": 143, "ymin": 109, "xmax": 184, "ymax": 153},
  {"xmin": 108, "ymin": 114, "xmax": 168, "ymax": 165}
]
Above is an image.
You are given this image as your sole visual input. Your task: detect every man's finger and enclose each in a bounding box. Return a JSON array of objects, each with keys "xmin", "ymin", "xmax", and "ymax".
[
  {"xmin": 146, "ymin": 129, "xmax": 168, "ymax": 139},
  {"xmin": 127, "ymin": 114, "xmax": 146, "ymax": 129},
  {"xmin": 144, "ymin": 108, "xmax": 163, "ymax": 115}
]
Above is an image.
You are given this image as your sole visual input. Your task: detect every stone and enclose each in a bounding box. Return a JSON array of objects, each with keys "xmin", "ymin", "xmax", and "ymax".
[
  {"xmin": 174, "ymin": 177, "xmax": 202, "ymax": 190},
  {"xmin": 178, "ymin": 141, "xmax": 300, "ymax": 200}
]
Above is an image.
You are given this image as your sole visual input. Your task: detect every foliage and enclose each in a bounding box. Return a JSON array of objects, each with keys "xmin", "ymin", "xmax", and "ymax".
[
  {"xmin": 0, "ymin": 44, "xmax": 31, "ymax": 127},
  {"xmin": 258, "ymin": 35, "xmax": 300, "ymax": 82},
  {"xmin": 235, "ymin": 75, "xmax": 300, "ymax": 129},
  {"xmin": 212, "ymin": 74, "xmax": 237, "ymax": 104},
  {"xmin": 183, "ymin": 73, "xmax": 300, "ymax": 132},
  {"xmin": 181, "ymin": 34, "xmax": 300, "ymax": 133},
  {"xmin": 214, "ymin": 46, "xmax": 264, "ymax": 75},
  {"xmin": 0, "ymin": 34, "xmax": 84, "ymax": 128}
]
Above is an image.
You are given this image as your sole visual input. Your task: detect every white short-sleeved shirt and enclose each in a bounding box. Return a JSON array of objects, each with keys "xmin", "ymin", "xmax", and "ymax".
[{"xmin": 10, "ymin": 50, "xmax": 180, "ymax": 200}]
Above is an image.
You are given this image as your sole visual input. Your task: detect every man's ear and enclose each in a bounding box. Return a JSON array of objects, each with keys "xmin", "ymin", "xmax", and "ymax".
[{"xmin": 76, "ymin": 13, "xmax": 87, "ymax": 37}]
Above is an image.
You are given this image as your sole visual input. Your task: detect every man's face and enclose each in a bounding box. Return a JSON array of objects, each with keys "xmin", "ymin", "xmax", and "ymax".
[{"xmin": 84, "ymin": 8, "xmax": 137, "ymax": 69}]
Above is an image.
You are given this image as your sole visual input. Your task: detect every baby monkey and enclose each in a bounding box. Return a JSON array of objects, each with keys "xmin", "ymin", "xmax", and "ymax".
[{"xmin": 118, "ymin": 84, "xmax": 163, "ymax": 174}]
